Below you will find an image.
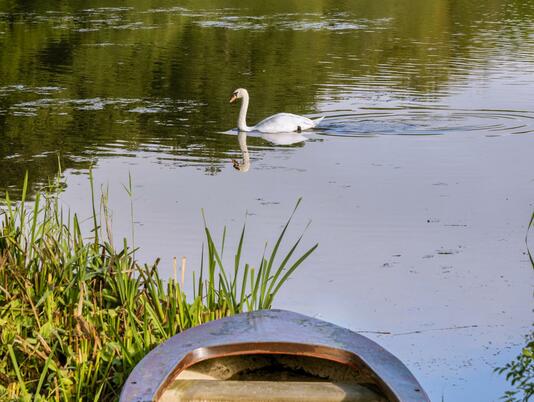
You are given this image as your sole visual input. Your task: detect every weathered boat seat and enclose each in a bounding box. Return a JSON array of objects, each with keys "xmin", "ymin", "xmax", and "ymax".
[{"xmin": 160, "ymin": 380, "xmax": 387, "ymax": 402}]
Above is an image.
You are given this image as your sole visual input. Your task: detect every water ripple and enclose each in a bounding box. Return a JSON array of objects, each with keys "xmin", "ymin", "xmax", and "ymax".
[
  {"xmin": 196, "ymin": 14, "xmax": 391, "ymax": 32},
  {"xmin": 7, "ymin": 97, "xmax": 202, "ymax": 116},
  {"xmin": 318, "ymin": 107, "xmax": 534, "ymax": 137}
]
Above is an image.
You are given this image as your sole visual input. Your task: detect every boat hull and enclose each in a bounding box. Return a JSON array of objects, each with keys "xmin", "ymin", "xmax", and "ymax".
[{"xmin": 120, "ymin": 309, "xmax": 429, "ymax": 402}]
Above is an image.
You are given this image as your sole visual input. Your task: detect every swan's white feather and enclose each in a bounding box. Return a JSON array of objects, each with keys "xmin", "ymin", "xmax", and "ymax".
[{"xmin": 251, "ymin": 113, "xmax": 315, "ymax": 133}]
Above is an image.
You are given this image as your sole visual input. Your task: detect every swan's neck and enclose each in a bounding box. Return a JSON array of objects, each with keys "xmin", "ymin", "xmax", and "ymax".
[{"xmin": 238, "ymin": 93, "xmax": 251, "ymax": 132}]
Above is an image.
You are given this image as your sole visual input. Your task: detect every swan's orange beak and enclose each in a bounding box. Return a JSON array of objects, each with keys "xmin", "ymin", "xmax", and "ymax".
[{"xmin": 229, "ymin": 94, "xmax": 237, "ymax": 104}]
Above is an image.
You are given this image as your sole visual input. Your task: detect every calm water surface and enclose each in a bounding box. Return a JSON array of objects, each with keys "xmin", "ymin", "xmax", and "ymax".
[{"xmin": 1, "ymin": 0, "xmax": 534, "ymax": 400}]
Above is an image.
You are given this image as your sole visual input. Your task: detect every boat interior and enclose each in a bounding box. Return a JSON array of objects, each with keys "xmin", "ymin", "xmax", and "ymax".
[{"xmin": 159, "ymin": 352, "xmax": 389, "ymax": 402}]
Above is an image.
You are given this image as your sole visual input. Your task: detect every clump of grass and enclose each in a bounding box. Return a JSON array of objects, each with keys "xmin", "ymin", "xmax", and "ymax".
[
  {"xmin": 496, "ymin": 331, "xmax": 534, "ymax": 402},
  {"xmin": 0, "ymin": 173, "xmax": 317, "ymax": 401},
  {"xmin": 495, "ymin": 211, "xmax": 534, "ymax": 402}
]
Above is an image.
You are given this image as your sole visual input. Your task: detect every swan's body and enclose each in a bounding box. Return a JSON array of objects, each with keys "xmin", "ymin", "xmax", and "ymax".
[
  {"xmin": 230, "ymin": 88, "xmax": 324, "ymax": 133},
  {"xmin": 252, "ymin": 113, "xmax": 322, "ymax": 133}
]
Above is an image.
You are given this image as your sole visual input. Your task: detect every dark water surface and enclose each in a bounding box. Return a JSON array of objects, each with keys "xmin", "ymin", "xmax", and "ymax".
[
  {"xmin": 1, "ymin": 0, "xmax": 534, "ymax": 400},
  {"xmin": 1, "ymin": 0, "xmax": 534, "ymax": 192}
]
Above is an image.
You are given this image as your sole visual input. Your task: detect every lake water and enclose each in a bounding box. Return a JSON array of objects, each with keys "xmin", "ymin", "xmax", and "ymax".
[{"xmin": 1, "ymin": 0, "xmax": 534, "ymax": 400}]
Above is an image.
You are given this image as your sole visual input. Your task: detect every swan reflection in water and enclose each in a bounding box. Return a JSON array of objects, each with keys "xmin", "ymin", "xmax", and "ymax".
[{"xmin": 232, "ymin": 131, "xmax": 308, "ymax": 172}]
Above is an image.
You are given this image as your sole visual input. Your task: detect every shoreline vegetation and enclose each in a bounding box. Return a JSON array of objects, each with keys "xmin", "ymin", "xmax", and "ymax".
[
  {"xmin": 495, "ymin": 211, "xmax": 534, "ymax": 402},
  {"xmin": 0, "ymin": 172, "xmax": 317, "ymax": 401}
]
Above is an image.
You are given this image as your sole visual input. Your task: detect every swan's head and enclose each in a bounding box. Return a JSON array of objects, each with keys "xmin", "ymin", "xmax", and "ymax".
[{"xmin": 229, "ymin": 88, "xmax": 248, "ymax": 104}]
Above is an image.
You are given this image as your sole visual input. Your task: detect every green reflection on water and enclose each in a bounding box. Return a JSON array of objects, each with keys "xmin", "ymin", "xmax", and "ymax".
[{"xmin": 0, "ymin": 0, "xmax": 533, "ymax": 196}]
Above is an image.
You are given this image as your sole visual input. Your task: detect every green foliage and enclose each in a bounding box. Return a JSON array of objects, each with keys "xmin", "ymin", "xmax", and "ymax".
[
  {"xmin": 495, "ymin": 212, "xmax": 534, "ymax": 402},
  {"xmin": 495, "ymin": 332, "xmax": 534, "ymax": 402},
  {"xmin": 495, "ymin": 333, "xmax": 534, "ymax": 402},
  {"xmin": 0, "ymin": 173, "xmax": 316, "ymax": 401}
]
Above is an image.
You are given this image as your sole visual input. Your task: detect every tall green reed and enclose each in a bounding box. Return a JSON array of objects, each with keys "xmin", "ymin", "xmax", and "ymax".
[{"xmin": 0, "ymin": 173, "xmax": 317, "ymax": 401}]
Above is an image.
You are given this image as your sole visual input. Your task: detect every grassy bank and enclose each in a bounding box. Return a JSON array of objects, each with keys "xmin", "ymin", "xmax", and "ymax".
[{"xmin": 0, "ymin": 174, "xmax": 317, "ymax": 401}]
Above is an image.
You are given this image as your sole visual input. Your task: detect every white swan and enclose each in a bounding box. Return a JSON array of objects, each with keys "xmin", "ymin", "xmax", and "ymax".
[{"xmin": 229, "ymin": 88, "xmax": 324, "ymax": 133}]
